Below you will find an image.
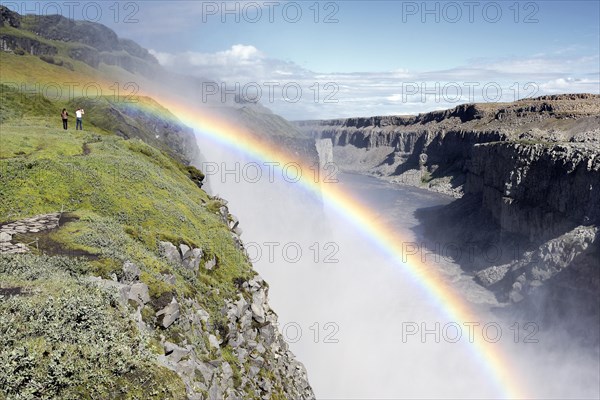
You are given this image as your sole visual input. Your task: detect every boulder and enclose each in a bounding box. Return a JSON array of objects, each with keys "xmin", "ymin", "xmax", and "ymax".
[
  {"xmin": 156, "ymin": 299, "xmax": 180, "ymax": 328},
  {"xmin": 196, "ymin": 361, "xmax": 217, "ymax": 383},
  {"xmin": 183, "ymin": 248, "xmax": 203, "ymax": 271},
  {"xmin": 196, "ymin": 307, "xmax": 210, "ymax": 324},
  {"xmin": 121, "ymin": 261, "xmax": 140, "ymax": 283},
  {"xmin": 251, "ymin": 289, "xmax": 266, "ymax": 323},
  {"xmin": 179, "ymin": 243, "xmax": 191, "ymax": 257},
  {"xmin": 208, "ymin": 379, "xmax": 222, "ymax": 400},
  {"xmin": 248, "ymin": 275, "xmax": 263, "ymax": 292},
  {"xmin": 159, "ymin": 241, "xmax": 181, "ymax": 264},
  {"xmin": 204, "ymin": 256, "xmax": 217, "ymax": 271},
  {"xmin": 164, "ymin": 341, "xmax": 191, "ymax": 363},
  {"xmin": 128, "ymin": 283, "xmax": 150, "ymax": 306}
]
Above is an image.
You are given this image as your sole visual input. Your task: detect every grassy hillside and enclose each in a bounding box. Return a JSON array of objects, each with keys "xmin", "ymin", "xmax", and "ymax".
[
  {"xmin": 0, "ymin": 85, "xmax": 255, "ymax": 399},
  {"xmin": 1, "ymin": 8, "xmax": 316, "ymax": 396}
]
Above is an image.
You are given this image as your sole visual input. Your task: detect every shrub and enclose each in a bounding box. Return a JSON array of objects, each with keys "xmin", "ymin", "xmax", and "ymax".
[
  {"xmin": 0, "ymin": 254, "xmax": 186, "ymax": 399},
  {"xmin": 186, "ymin": 165, "xmax": 205, "ymax": 188}
]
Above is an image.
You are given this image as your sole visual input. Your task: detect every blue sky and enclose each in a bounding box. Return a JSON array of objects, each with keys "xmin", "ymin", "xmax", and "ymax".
[{"xmin": 5, "ymin": 1, "xmax": 600, "ymax": 118}]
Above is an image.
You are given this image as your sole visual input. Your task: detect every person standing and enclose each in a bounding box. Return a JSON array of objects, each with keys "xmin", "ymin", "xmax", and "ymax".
[
  {"xmin": 75, "ymin": 108, "xmax": 84, "ymax": 130},
  {"xmin": 61, "ymin": 108, "xmax": 69, "ymax": 130}
]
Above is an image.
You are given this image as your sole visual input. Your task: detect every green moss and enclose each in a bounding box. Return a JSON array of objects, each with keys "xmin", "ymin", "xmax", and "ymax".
[
  {"xmin": 88, "ymin": 258, "xmax": 122, "ymax": 279},
  {"xmin": 142, "ymin": 306, "xmax": 157, "ymax": 326},
  {"xmin": 0, "ymin": 78, "xmax": 257, "ymax": 400}
]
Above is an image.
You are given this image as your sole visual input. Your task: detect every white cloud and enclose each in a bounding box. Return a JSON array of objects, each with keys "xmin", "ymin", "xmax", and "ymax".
[
  {"xmin": 151, "ymin": 45, "xmax": 263, "ymax": 68},
  {"xmin": 150, "ymin": 46, "xmax": 600, "ymax": 120}
]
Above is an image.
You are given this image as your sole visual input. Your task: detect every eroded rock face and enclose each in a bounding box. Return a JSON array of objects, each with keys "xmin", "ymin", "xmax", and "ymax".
[
  {"xmin": 147, "ymin": 275, "xmax": 315, "ymax": 400},
  {"xmin": 297, "ymin": 94, "xmax": 600, "ymax": 198},
  {"xmin": 300, "ymin": 95, "xmax": 600, "ymax": 313},
  {"xmin": 466, "ymin": 142, "xmax": 600, "ymax": 241}
]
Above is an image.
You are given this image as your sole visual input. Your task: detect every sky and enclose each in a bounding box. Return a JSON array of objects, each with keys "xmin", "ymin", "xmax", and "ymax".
[{"xmin": 6, "ymin": 0, "xmax": 600, "ymax": 119}]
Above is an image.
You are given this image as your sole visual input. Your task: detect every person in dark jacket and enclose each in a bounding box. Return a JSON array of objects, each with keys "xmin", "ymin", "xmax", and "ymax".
[{"xmin": 61, "ymin": 108, "xmax": 69, "ymax": 130}]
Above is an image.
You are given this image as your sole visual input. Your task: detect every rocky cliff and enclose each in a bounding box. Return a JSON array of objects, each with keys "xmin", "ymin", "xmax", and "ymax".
[
  {"xmin": 0, "ymin": 83, "xmax": 315, "ymax": 398},
  {"xmin": 0, "ymin": 6, "xmax": 158, "ymax": 73},
  {"xmin": 297, "ymin": 95, "xmax": 599, "ymax": 196},
  {"xmin": 298, "ymin": 95, "xmax": 600, "ymax": 324}
]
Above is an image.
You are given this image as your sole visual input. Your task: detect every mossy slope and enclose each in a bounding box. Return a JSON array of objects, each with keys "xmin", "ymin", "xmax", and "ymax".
[{"xmin": 0, "ymin": 85, "xmax": 254, "ymax": 399}]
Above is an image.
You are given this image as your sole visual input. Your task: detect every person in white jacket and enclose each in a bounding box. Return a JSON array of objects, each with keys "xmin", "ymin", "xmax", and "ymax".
[{"xmin": 75, "ymin": 108, "xmax": 85, "ymax": 130}]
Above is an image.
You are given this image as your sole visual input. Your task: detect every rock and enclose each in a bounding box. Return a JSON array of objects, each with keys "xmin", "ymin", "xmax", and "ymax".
[
  {"xmin": 240, "ymin": 310, "xmax": 252, "ymax": 330},
  {"xmin": 221, "ymin": 362, "xmax": 233, "ymax": 383},
  {"xmin": 218, "ymin": 206, "xmax": 229, "ymax": 223},
  {"xmin": 0, "ymin": 232, "xmax": 12, "ymax": 242},
  {"xmin": 234, "ymin": 296, "xmax": 248, "ymax": 318},
  {"xmin": 475, "ymin": 264, "xmax": 510, "ymax": 287},
  {"xmin": 249, "ymin": 367, "xmax": 263, "ymax": 383},
  {"xmin": 128, "ymin": 283, "xmax": 150, "ymax": 306},
  {"xmin": 121, "ymin": 261, "xmax": 140, "ymax": 283},
  {"xmin": 159, "ymin": 241, "xmax": 181, "ymax": 264},
  {"xmin": 228, "ymin": 333, "xmax": 244, "ymax": 349},
  {"xmin": 204, "ymin": 256, "xmax": 217, "ymax": 271},
  {"xmin": 87, "ymin": 277, "xmax": 130, "ymax": 307},
  {"xmin": 196, "ymin": 361, "xmax": 217, "ymax": 383},
  {"xmin": 183, "ymin": 248, "xmax": 203, "ymax": 271},
  {"xmin": 196, "ymin": 307, "xmax": 210, "ymax": 324},
  {"xmin": 236, "ymin": 347, "xmax": 249, "ymax": 363},
  {"xmin": 161, "ymin": 273, "xmax": 176, "ymax": 285},
  {"xmin": 208, "ymin": 334, "xmax": 221, "ymax": 349},
  {"xmin": 228, "ymin": 215, "xmax": 240, "ymax": 235},
  {"xmin": 208, "ymin": 379, "xmax": 222, "ymax": 400},
  {"xmin": 179, "ymin": 243, "xmax": 191, "ymax": 258},
  {"xmin": 251, "ymin": 289, "xmax": 266, "ymax": 323},
  {"xmin": 259, "ymin": 324, "xmax": 277, "ymax": 346},
  {"xmin": 163, "ymin": 341, "xmax": 190, "ymax": 363},
  {"xmin": 248, "ymin": 275, "xmax": 263, "ymax": 292},
  {"xmin": 156, "ymin": 299, "xmax": 180, "ymax": 328}
]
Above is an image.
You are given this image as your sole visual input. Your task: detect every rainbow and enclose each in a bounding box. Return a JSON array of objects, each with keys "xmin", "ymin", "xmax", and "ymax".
[
  {"xmin": 51, "ymin": 78, "xmax": 530, "ymax": 399},
  {"xmin": 131, "ymin": 91, "xmax": 528, "ymax": 399}
]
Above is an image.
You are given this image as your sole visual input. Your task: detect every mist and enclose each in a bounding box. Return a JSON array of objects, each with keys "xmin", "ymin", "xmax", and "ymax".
[
  {"xmin": 99, "ymin": 45, "xmax": 599, "ymax": 399},
  {"xmin": 193, "ymin": 132, "xmax": 599, "ymax": 399}
]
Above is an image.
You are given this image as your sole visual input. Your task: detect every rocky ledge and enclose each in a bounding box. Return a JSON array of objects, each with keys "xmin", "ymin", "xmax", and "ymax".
[
  {"xmin": 0, "ymin": 212, "xmax": 61, "ymax": 254},
  {"xmin": 90, "ymin": 258, "xmax": 314, "ymax": 400}
]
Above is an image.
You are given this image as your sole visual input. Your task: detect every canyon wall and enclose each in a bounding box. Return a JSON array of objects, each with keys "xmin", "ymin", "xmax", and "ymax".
[{"xmin": 297, "ymin": 95, "xmax": 600, "ymax": 312}]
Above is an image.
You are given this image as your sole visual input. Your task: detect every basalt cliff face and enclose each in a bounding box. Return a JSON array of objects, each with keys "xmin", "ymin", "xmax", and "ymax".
[{"xmin": 298, "ymin": 95, "xmax": 600, "ymax": 329}]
